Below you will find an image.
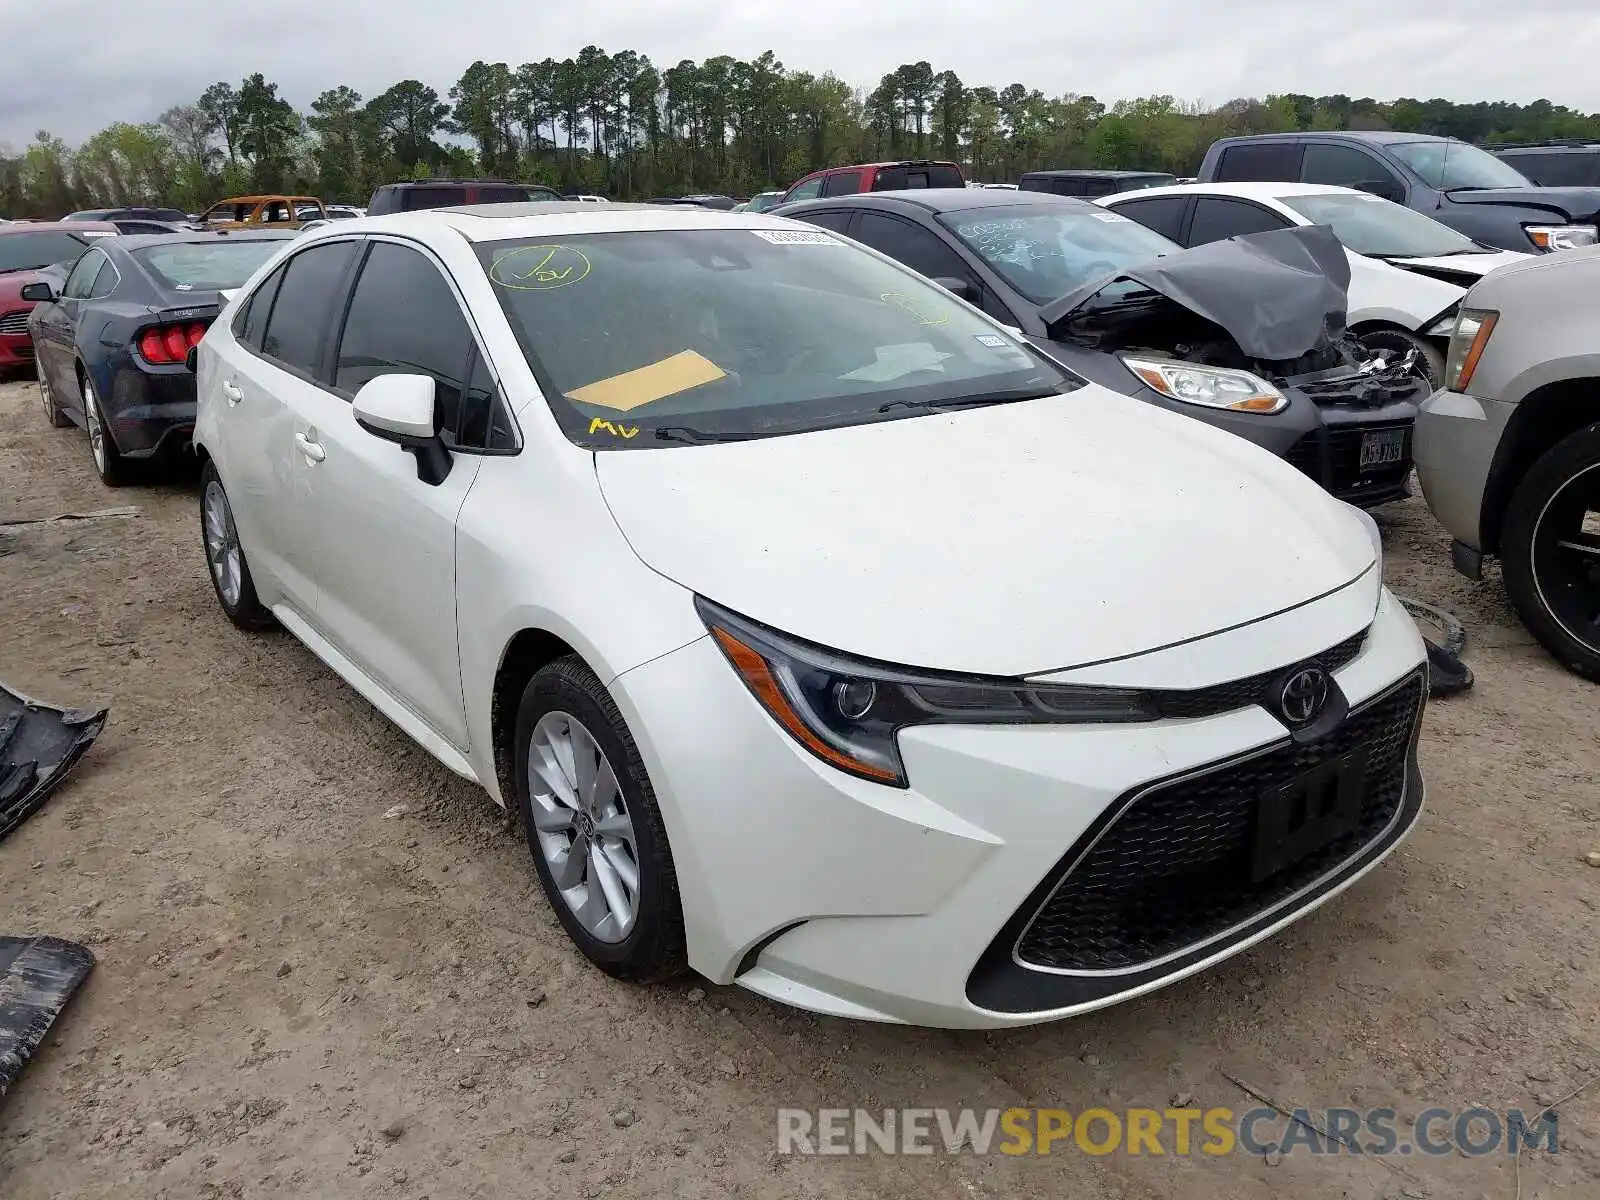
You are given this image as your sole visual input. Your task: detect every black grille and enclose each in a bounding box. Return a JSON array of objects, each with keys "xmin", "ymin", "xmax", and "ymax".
[
  {"xmin": 1152, "ymin": 629, "xmax": 1366, "ymax": 720},
  {"xmin": 0, "ymin": 311, "xmax": 29, "ymax": 337},
  {"xmin": 1287, "ymin": 421, "xmax": 1413, "ymax": 506},
  {"xmin": 1015, "ymin": 671, "xmax": 1424, "ymax": 973}
]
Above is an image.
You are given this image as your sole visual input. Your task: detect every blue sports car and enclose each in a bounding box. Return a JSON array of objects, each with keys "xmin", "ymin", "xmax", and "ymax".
[{"xmin": 25, "ymin": 229, "xmax": 293, "ymax": 485}]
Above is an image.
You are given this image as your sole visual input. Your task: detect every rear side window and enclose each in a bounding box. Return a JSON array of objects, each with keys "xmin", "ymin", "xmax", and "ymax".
[
  {"xmin": 1109, "ymin": 195, "xmax": 1190, "ymax": 242},
  {"xmin": 1214, "ymin": 142, "xmax": 1304, "ymax": 182},
  {"xmin": 790, "ymin": 209, "xmax": 854, "ymax": 234},
  {"xmin": 928, "ymin": 164, "xmax": 964, "ymax": 188},
  {"xmin": 258, "ymin": 241, "xmax": 360, "ymax": 377},
  {"xmin": 873, "ymin": 167, "xmax": 908, "ymax": 191},
  {"xmin": 333, "ymin": 241, "xmax": 473, "ymax": 435},
  {"xmin": 821, "ymin": 170, "xmax": 864, "ymax": 197},
  {"xmin": 1018, "ymin": 176, "xmax": 1074, "ymax": 196},
  {"xmin": 475, "ymin": 186, "xmax": 532, "ymax": 205},
  {"xmin": 1187, "ymin": 197, "xmax": 1292, "ymax": 246},
  {"xmin": 400, "ymin": 187, "xmax": 462, "ymax": 211},
  {"xmin": 1497, "ymin": 151, "xmax": 1600, "ymax": 187}
]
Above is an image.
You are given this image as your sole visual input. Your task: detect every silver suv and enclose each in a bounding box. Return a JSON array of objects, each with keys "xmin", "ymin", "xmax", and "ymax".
[{"xmin": 1414, "ymin": 246, "xmax": 1600, "ymax": 680}]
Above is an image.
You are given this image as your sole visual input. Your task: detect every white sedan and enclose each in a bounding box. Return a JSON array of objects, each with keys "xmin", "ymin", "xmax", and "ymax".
[
  {"xmin": 1098, "ymin": 181, "xmax": 1530, "ymax": 384},
  {"xmin": 191, "ymin": 202, "xmax": 1429, "ymax": 1028}
]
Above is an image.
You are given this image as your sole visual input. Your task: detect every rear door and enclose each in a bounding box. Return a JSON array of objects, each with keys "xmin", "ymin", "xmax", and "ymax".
[
  {"xmin": 214, "ymin": 239, "xmax": 362, "ymax": 618},
  {"xmin": 298, "ymin": 236, "xmax": 489, "ymax": 749},
  {"xmin": 1184, "ymin": 196, "xmax": 1294, "ymax": 246},
  {"xmin": 1104, "ymin": 193, "xmax": 1192, "ymax": 242}
]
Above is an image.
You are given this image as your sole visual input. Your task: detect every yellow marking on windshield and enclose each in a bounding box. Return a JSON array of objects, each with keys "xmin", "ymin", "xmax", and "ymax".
[
  {"xmin": 490, "ymin": 244, "xmax": 593, "ymax": 290},
  {"xmin": 567, "ymin": 350, "xmax": 728, "ymax": 412},
  {"xmin": 588, "ymin": 417, "xmax": 640, "ymax": 438}
]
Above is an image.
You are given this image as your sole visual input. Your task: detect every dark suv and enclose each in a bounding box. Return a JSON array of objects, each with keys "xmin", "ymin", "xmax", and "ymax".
[
  {"xmin": 367, "ymin": 179, "xmax": 564, "ymax": 215},
  {"xmin": 1491, "ymin": 140, "xmax": 1600, "ymax": 188},
  {"xmin": 1018, "ymin": 170, "xmax": 1177, "ymax": 197},
  {"xmin": 1197, "ymin": 132, "xmax": 1600, "ymax": 254}
]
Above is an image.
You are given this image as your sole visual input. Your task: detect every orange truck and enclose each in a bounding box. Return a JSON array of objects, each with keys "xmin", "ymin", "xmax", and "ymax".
[{"xmin": 198, "ymin": 195, "xmax": 327, "ymax": 229}]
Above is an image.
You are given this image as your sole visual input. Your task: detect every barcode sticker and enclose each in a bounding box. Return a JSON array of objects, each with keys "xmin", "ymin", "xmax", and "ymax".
[{"xmin": 751, "ymin": 229, "xmax": 840, "ymax": 245}]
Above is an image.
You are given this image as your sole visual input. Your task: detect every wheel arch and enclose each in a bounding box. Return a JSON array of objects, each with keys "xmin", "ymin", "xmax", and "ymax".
[
  {"xmin": 1481, "ymin": 377, "xmax": 1600, "ymax": 555},
  {"xmin": 490, "ymin": 628, "xmax": 582, "ymax": 810}
]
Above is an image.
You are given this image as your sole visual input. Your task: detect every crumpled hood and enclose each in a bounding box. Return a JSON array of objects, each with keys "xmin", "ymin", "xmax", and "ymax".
[
  {"xmin": 1447, "ymin": 186, "xmax": 1600, "ymax": 222},
  {"xmin": 596, "ymin": 386, "xmax": 1375, "ymax": 677},
  {"xmin": 1040, "ymin": 225, "xmax": 1353, "ymax": 361},
  {"xmin": 1383, "ymin": 247, "xmax": 1530, "ymax": 280}
]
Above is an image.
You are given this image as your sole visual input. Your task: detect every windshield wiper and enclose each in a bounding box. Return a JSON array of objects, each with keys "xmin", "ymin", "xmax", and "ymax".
[
  {"xmin": 876, "ymin": 386, "xmax": 1060, "ymax": 415},
  {"xmin": 652, "ymin": 425, "xmax": 754, "ymax": 445}
]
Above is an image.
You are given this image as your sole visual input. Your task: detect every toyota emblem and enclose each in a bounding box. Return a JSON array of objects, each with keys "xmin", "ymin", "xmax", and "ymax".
[{"xmin": 1278, "ymin": 667, "xmax": 1330, "ymax": 726}]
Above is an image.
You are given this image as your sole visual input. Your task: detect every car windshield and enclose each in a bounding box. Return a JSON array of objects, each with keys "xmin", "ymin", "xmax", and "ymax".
[
  {"xmin": 1390, "ymin": 141, "xmax": 1532, "ymax": 191},
  {"xmin": 0, "ymin": 231, "xmax": 89, "ymax": 274},
  {"xmin": 477, "ymin": 227, "xmax": 1076, "ymax": 449},
  {"xmin": 940, "ymin": 205, "xmax": 1180, "ymax": 305},
  {"xmin": 132, "ymin": 240, "xmax": 286, "ymax": 290},
  {"xmin": 1280, "ymin": 192, "xmax": 1490, "ymax": 257}
]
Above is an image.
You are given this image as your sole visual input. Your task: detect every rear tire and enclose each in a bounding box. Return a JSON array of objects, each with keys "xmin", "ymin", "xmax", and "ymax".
[
  {"xmin": 1500, "ymin": 423, "xmax": 1600, "ymax": 682},
  {"xmin": 514, "ymin": 655, "xmax": 687, "ymax": 983},
  {"xmin": 81, "ymin": 373, "xmax": 129, "ymax": 487},
  {"xmin": 1358, "ymin": 328, "xmax": 1445, "ymax": 389},
  {"xmin": 199, "ymin": 461, "xmax": 274, "ymax": 631}
]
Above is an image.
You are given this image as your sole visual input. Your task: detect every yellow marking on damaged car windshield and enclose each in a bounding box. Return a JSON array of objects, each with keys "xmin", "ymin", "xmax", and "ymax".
[
  {"xmin": 567, "ymin": 350, "xmax": 728, "ymax": 412},
  {"xmin": 490, "ymin": 244, "xmax": 593, "ymax": 290},
  {"xmin": 588, "ymin": 418, "xmax": 640, "ymax": 438},
  {"xmin": 880, "ymin": 291, "xmax": 951, "ymax": 326}
]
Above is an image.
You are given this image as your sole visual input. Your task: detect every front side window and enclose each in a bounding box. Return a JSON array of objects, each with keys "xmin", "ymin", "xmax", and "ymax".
[
  {"xmin": 1279, "ymin": 192, "xmax": 1489, "ymax": 257},
  {"xmin": 852, "ymin": 213, "xmax": 972, "ymax": 280},
  {"xmin": 1389, "ymin": 141, "xmax": 1532, "ymax": 191},
  {"xmin": 333, "ymin": 242, "xmax": 473, "ymax": 437},
  {"xmin": 62, "ymin": 249, "xmax": 105, "ymax": 298},
  {"xmin": 1186, "ymin": 197, "xmax": 1292, "ymax": 246},
  {"xmin": 784, "ymin": 177, "xmax": 823, "ymax": 203},
  {"xmin": 258, "ymin": 241, "xmax": 360, "ymax": 375},
  {"xmin": 941, "ymin": 204, "xmax": 1180, "ymax": 304},
  {"xmin": 476, "ymin": 227, "xmax": 1075, "ymax": 449},
  {"xmin": 87, "ymin": 258, "xmax": 119, "ymax": 298},
  {"xmin": 1301, "ymin": 144, "xmax": 1404, "ymax": 194}
]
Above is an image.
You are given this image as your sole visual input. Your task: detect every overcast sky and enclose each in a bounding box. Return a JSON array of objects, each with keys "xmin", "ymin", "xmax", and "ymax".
[{"xmin": 4, "ymin": 0, "xmax": 1598, "ymax": 148}]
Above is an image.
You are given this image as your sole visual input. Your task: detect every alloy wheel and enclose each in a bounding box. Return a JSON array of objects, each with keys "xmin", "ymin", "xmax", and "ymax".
[
  {"xmin": 39, "ymin": 371, "xmax": 53, "ymax": 421},
  {"xmin": 526, "ymin": 710, "xmax": 641, "ymax": 943},
  {"xmin": 202, "ymin": 479, "xmax": 243, "ymax": 608},
  {"xmin": 83, "ymin": 380, "xmax": 107, "ymax": 472},
  {"xmin": 1529, "ymin": 461, "xmax": 1600, "ymax": 656}
]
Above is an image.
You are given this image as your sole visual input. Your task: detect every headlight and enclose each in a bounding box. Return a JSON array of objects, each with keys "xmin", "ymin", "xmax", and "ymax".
[
  {"xmin": 1524, "ymin": 223, "xmax": 1597, "ymax": 252},
  {"xmin": 697, "ymin": 597, "xmax": 1157, "ymax": 787},
  {"xmin": 1120, "ymin": 356, "xmax": 1288, "ymax": 414},
  {"xmin": 1443, "ymin": 308, "xmax": 1499, "ymax": 392}
]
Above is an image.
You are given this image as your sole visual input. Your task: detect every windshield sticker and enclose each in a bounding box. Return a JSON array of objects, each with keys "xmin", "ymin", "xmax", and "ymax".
[
  {"xmin": 842, "ymin": 342, "xmax": 952, "ymax": 383},
  {"xmin": 973, "ymin": 333, "xmax": 1010, "ymax": 349},
  {"xmin": 1091, "ymin": 212, "xmax": 1132, "ymax": 222},
  {"xmin": 588, "ymin": 417, "xmax": 640, "ymax": 439},
  {"xmin": 750, "ymin": 229, "xmax": 839, "ymax": 246},
  {"xmin": 879, "ymin": 291, "xmax": 951, "ymax": 326},
  {"xmin": 567, "ymin": 349, "xmax": 728, "ymax": 412},
  {"xmin": 489, "ymin": 244, "xmax": 592, "ymax": 290}
]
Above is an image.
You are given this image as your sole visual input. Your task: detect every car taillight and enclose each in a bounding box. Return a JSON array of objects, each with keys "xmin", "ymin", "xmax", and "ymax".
[{"xmin": 136, "ymin": 321, "xmax": 209, "ymax": 365}]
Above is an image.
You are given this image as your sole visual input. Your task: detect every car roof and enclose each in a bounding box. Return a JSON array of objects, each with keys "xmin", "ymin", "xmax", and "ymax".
[
  {"xmin": 1214, "ymin": 131, "xmax": 1451, "ymax": 146},
  {"xmin": 299, "ymin": 202, "xmax": 829, "ymax": 244},
  {"xmin": 110, "ymin": 229, "xmax": 300, "ymax": 250},
  {"xmin": 779, "ymin": 188, "xmax": 1102, "ymax": 216},
  {"xmin": 1098, "ymin": 181, "xmax": 1366, "ymax": 204},
  {"xmin": 0, "ymin": 220, "xmax": 118, "ymax": 235},
  {"xmin": 207, "ymin": 195, "xmax": 322, "ymax": 205}
]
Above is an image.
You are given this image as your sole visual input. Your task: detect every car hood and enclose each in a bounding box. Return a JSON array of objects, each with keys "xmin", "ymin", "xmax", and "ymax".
[
  {"xmin": 1040, "ymin": 225, "xmax": 1353, "ymax": 361},
  {"xmin": 1446, "ymin": 186, "xmax": 1600, "ymax": 222},
  {"xmin": 595, "ymin": 387, "xmax": 1375, "ymax": 676}
]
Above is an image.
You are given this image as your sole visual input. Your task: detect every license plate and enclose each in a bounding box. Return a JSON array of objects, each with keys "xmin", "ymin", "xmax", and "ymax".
[
  {"xmin": 1359, "ymin": 428, "xmax": 1407, "ymax": 470},
  {"xmin": 1250, "ymin": 747, "xmax": 1370, "ymax": 882}
]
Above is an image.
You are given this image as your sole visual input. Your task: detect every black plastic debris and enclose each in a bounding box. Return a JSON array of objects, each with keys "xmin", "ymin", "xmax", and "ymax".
[
  {"xmin": 1395, "ymin": 596, "xmax": 1475, "ymax": 697},
  {"xmin": 1, "ymin": 682, "xmax": 108, "ymax": 844},
  {"xmin": 0, "ymin": 936, "xmax": 95, "ymax": 1101}
]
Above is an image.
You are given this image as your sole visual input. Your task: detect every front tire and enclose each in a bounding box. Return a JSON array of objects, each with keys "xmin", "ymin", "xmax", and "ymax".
[
  {"xmin": 1501, "ymin": 423, "xmax": 1600, "ymax": 682},
  {"xmin": 81, "ymin": 373, "xmax": 128, "ymax": 486},
  {"xmin": 1358, "ymin": 328, "xmax": 1445, "ymax": 389},
  {"xmin": 199, "ymin": 461, "xmax": 273, "ymax": 631},
  {"xmin": 39, "ymin": 367, "xmax": 71, "ymax": 428},
  {"xmin": 514, "ymin": 655, "xmax": 686, "ymax": 982}
]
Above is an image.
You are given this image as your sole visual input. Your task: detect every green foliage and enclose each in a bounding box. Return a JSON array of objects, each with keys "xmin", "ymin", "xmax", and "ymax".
[{"xmin": 3, "ymin": 55, "xmax": 1599, "ymax": 217}]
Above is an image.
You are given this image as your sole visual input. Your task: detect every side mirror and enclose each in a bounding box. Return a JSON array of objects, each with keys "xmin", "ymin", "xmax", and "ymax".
[
  {"xmin": 184, "ymin": 345, "xmax": 198, "ymax": 374},
  {"xmin": 352, "ymin": 374, "xmax": 452, "ymax": 485},
  {"xmin": 933, "ymin": 276, "xmax": 977, "ymax": 302},
  {"xmin": 20, "ymin": 281, "xmax": 56, "ymax": 303},
  {"xmin": 1355, "ymin": 179, "xmax": 1405, "ymax": 204}
]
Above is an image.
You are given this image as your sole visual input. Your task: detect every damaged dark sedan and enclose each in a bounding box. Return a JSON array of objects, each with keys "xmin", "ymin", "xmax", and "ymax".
[{"xmin": 774, "ymin": 190, "xmax": 1427, "ymax": 507}]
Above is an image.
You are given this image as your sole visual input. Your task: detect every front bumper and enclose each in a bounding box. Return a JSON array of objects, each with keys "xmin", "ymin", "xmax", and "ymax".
[
  {"xmin": 0, "ymin": 326, "xmax": 34, "ymax": 369},
  {"xmin": 612, "ymin": 586, "xmax": 1428, "ymax": 1028},
  {"xmin": 1413, "ymin": 387, "xmax": 1517, "ymax": 557}
]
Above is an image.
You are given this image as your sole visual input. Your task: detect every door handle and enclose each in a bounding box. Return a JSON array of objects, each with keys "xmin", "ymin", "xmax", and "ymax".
[
  {"xmin": 221, "ymin": 381, "xmax": 244, "ymax": 406},
  {"xmin": 295, "ymin": 432, "xmax": 326, "ymax": 463}
]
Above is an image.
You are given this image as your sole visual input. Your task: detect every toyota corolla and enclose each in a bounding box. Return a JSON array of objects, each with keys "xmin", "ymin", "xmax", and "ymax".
[{"xmin": 191, "ymin": 202, "xmax": 1429, "ymax": 1028}]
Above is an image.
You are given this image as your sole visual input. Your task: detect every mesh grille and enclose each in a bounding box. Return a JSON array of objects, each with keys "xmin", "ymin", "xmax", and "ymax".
[{"xmin": 1016, "ymin": 671, "xmax": 1423, "ymax": 973}]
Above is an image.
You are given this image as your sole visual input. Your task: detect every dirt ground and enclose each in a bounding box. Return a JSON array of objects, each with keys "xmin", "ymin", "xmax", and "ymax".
[{"xmin": 1, "ymin": 374, "xmax": 1597, "ymax": 1200}]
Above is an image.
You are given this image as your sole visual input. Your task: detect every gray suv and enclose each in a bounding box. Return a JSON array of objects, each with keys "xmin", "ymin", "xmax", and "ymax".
[{"xmin": 1414, "ymin": 246, "xmax": 1600, "ymax": 680}]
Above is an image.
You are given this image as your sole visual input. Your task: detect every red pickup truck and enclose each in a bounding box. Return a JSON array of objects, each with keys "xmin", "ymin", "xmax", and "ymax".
[{"xmin": 779, "ymin": 160, "xmax": 965, "ymax": 205}]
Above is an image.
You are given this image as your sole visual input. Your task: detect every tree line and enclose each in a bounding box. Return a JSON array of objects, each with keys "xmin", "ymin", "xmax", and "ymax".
[{"xmin": 2, "ymin": 49, "xmax": 1597, "ymax": 217}]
